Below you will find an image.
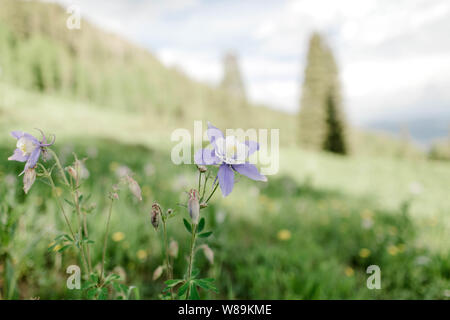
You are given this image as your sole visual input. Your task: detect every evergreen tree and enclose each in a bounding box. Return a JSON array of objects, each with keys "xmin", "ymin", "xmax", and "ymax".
[
  {"xmin": 220, "ymin": 51, "xmax": 246, "ymax": 101},
  {"xmin": 299, "ymin": 32, "xmax": 348, "ymax": 154}
]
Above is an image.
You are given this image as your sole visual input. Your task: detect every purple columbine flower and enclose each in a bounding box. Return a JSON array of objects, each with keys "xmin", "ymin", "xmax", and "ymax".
[
  {"xmin": 194, "ymin": 122, "xmax": 267, "ymax": 197},
  {"xmin": 8, "ymin": 130, "xmax": 54, "ymax": 175}
]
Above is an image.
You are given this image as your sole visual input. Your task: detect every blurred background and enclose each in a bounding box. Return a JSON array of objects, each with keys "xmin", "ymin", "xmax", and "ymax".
[{"xmin": 0, "ymin": 0, "xmax": 449, "ymax": 299}]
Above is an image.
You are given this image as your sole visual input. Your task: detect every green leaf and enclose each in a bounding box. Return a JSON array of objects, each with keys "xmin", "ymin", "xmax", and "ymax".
[
  {"xmin": 195, "ymin": 279, "xmax": 219, "ymax": 293},
  {"xmin": 64, "ymin": 199, "xmax": 75, "ymax": 207},
  {"xmin": 183, "ymin": 218, "xmax": 192, "ymax": 233},
  {"xmin": 165, "ymin": 279, "xmax": 184, "ymax": 287},
  {"xmin": 178, "ymin": 281, "xmax": 190, "ymax": 298},
  {"xmin": 198, "ymin": 231, "xmax": 213, "ymax": 238},
  {"xmin": 189, "ymin": 284, "xmax": 200, "ymax": 300},
  {"xmin": 197, "ymin": 218, "xmax": 205, "ymax": 233}
]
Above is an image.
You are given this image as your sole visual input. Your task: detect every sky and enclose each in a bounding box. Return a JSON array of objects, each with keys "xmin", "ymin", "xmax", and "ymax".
[{"xmin": 53, "ymin": 0, "xmax": 450, "ymax": 129}]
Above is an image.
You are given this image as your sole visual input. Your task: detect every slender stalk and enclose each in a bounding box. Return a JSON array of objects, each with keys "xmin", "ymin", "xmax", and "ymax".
[
  {"xmin": 162, "ymin": 219, "xmax": 174, "ymax": 299},
  {"xmin": 204, "ymin": 180, "xmax": 219, "ymax": 204},
  {"xmin": 185, "ymin": 223, "xmax": 197, "ymax": 299},
  {"xmin": 100, "ymin": 198, "xmax": 114, "ymax": 282},
  {"xmin": 198, "ymin": 171, "xmax": 202, "ymax": 196},
  {"xmin": 82, "ymin": 212, "xmax": 92, "ymax": 272},
  {"xmin": 47, "ymin": 173, "xmax": 88, "ymax": 274}
]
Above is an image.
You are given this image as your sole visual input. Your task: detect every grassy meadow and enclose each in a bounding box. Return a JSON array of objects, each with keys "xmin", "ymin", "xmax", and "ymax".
[{"xmin": 0, "ymin": 0, "xmax": 449, "ymax": 300}]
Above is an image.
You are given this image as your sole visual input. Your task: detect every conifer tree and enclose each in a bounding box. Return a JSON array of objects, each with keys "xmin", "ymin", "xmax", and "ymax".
[
  {"xmin": 299, "ymin": 32, "xmax": 348, "ymax": 154},
  {"xmin": 220, "ymin": 51, "xmax": 246, "ymax": 101}
]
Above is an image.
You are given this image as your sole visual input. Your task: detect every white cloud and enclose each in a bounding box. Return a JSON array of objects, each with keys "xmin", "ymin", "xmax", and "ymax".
[{"xmin": 51, "ymin": 0, "xmax": 450, "ymax": 126}]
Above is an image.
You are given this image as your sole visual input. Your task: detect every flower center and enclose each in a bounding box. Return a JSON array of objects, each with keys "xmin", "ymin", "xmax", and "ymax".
[{"xmin": 17, "ymin": 137, "xmax": 36, "ymax": 156}]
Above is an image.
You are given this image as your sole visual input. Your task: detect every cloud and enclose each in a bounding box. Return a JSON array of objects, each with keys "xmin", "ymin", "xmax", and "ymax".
[{"xmin": 51, "ymin": 0, "xmax": 450, "ymax": 127}]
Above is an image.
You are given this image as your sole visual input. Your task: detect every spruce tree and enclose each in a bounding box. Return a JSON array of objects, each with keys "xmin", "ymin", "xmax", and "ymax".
[
  {"xmin": 299, "ymin": 32, "xmax": 348, "ymax": 154},
  {"xmin": 220, "ymin": 51, "xmax": 246, "ymax": 101}
]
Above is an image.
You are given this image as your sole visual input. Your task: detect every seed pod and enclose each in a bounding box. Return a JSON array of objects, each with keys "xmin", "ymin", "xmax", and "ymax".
[
  {"xmin": 188, "ymin": 189, "xmax": 200, "ymax": 224},
  {"xmin": 151, "ymin": 202, "xmax": 162, "ymax": 230},
  {"xmin": 23, "ymin": 168, "xmax": 36, "ymax": 194},
  {"xmin": 197, "ymin": 165, "xmax": 207, "ymax": 173}
]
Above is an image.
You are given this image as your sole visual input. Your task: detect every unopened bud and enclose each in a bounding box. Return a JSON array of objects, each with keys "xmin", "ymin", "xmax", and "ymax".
[
  {"xmin": 151, "ymin": 202, "xmax": 162, "ymax": 230},
  {"xmin": 152, "ymin": 265, "xmax": 164, "ymax": 281},
  {"xmin": 168, "ymin": 239, "xmax": 178, "ymax": 258},
  {"xmin": 167, "ymin": 208, "xmax": 173, "ymax": 215},
  {"xmin": 23, "ymin": 168, "xmax": 36, "ymax": 194},
  {"xmin": 200, "ymin": 203, "xmax": 208, "ymax": 209},
  {"xmin": 188, "ymin": 189, "xmax": 200, "ymax": 224},
  {"xmin": 197, "ymin": 165, "xmax": 207, "ymax": 173},
  {"xmin": 200, "ymin": 244, "xmax": 214, "ymax": 264},
  {"xmin": 66, "ymin": 166, "xmax": 77, "ymax": 181},
  {"xmin": 127, "ymin": 175, "xmax": 142, "ymax": 201}
]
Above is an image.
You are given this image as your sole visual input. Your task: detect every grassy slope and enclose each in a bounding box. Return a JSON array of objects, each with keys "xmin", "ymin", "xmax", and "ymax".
[{"xmin": 1, "ymin": 81, "xmax": 448, "ymax": 250}]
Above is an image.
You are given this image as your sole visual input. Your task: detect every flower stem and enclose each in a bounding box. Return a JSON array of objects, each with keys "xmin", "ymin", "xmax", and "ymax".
[
  {"xmin": 185, "ymin": 223, "xmax": 197, "ymax": 299},
  {"xmin": 162, "ymin": 219, "xmax": 174, "ymax": 299},
  {"xmin": 100, "ymin": 198, "xmax": 114, "ymax": 283},
  {"xmin": 46, "ymin": 173, "xmax": 88, "ymax": 274},
  {"xmin": 204, "ymin": 180, "xmax": 219, "ymax": 204}
]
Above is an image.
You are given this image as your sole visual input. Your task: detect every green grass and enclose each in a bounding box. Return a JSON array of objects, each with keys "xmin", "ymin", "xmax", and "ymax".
[
  {"xmin": 0, "ymin": 79, "xmax": 449, "ymax": 299},
  {"xmin": 0, "ymin": 135, "xmax": 449, "ymax": 299}
]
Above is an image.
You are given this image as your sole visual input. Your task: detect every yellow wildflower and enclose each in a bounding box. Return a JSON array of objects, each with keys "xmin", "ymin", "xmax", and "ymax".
[
  {"xmin": 277, "ymin": 229, "xmax": 291, "ymax": 241},
  {"xmin": 112, "ymin": 231, "xmax": 125, "ymax": 242},
  {"xmin": 359, "ymin": 248, "xmax": 371, "ymax": 258}
]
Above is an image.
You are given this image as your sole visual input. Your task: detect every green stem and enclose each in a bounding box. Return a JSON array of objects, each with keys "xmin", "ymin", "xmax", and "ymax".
[
  {"xmin": 46, "ymin": 173, "xmax": 88, "ymax": 274},
  {"xmin": 185, "ymin": 223, "xmax": 197, "ymax": 299},
  {"xmin": 162, "ymin": 219, "xmax": 174, "ymax": 299},
  {"xmin": 204, "ymin": 180, "xmax": 219, "ymax": 204},
  {"xmin": 198, "ymin": 171, "xmax": 202, "ymax": 196},
  {"xmin": 100, "ymin": 198, "xmax": 114, "ymax": 282}
]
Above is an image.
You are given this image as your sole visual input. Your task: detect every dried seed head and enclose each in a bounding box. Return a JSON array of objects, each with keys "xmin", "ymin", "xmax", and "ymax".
[
  {"xmin": 197, "ymin": 165, "xmax": 207, "ymax": 173},
  {"xmin": 23, "ymin": 168, "xmax": 36, "ymax": 194},
  {"xmin": 200, "ymin": 202, "xmax": 208, "ymax": 209},
  {"xmin": 151, "ymin": 202, "xmax": 162, "ymax": 230},
  {"xmin": 188, "ymin": 189, "xmax": 200, "ymax": 224},
  {"xmin": 127, "ymin": 175, "xmax": 142, "ymax": 201},
  {"xmin": 168, "ymin": 239, "xmax": 178, "ymax": 258}
]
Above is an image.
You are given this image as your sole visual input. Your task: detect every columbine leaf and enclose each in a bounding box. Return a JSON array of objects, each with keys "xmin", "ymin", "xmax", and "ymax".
[
  {"xmin": 198, "ymin": 231, "xmax": 213, "ymax": 238},
  {"xmin": 165, "ymin": 279, "xmax": 184, "ymax": 287},
  {"xmin": 183, "ymin": 218, "xmax": 192, "ymax": 233},
  {"xmin": 177, "ymin": 281, "xmax": 190, "ymax": 297},
  {"xmin": 197, "ymin": 218, "xmax": 205, "ymax": 233},
  {"xmin": 189, "ymin": 284, "xmax": 200, "ymax": 300}
]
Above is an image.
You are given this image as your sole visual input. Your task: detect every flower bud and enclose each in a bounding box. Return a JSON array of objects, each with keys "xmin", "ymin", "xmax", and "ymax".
[
  {"xmin": 200, "ymin": 244, "xmax": 214, "ymax": 264},
  {"xmin": 197, "ymin": 165, "xmax": 207, "ymax": 173},
  {"xmin": 188, "ymin": 189, "xmax": 200, "ymax": 224},
  {"xmin": 200, "ymin": 203, "xmax": 208, "ymax": 209},
  {"xmin": 168, "ymin": 239, "xmax": 178, "ymax": 258},
  {"xmin": 66, "ymin": 166, "xmax": 77, "ymax": 181},
  {"xmin": 127, "ymin": 175, "xmax": 142, "ymax": 201},
  {"xmin": 151, "ymin": 202, "xmax": 162, "ymax": 230},
  {"xmin": 23, "ymin": 168, "xmax": 36, "ymax": 194},
  {"xmin": 152, "ymin": 265, "xmax": 164, "ymax": 281}
]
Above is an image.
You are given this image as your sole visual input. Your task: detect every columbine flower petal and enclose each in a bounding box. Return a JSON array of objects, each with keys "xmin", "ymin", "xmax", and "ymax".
[
  {"xmin": 218, "ymin": 163, "xmax": 234, "ymax": 197},
  {"xmin": 194, "ymin": 148, "xmax": 222, "ymax": 165},
  {"xmin": 207, "ymin": 122, "xmax": 224, "ymax": 148},
  {"xmin": 232, "ymin": 163, "xmax": 267, "ymax": 182},
  {"xmin": 245, "ymin": 140, "xmax": 259, "ymax": 157},
  {"xmin": 8, "ymin": 149, "xmax": 28, "ymax": 162},
  {"xmin": 24, "ymin": 147, "xmax": 41, "ymax": 171}
]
